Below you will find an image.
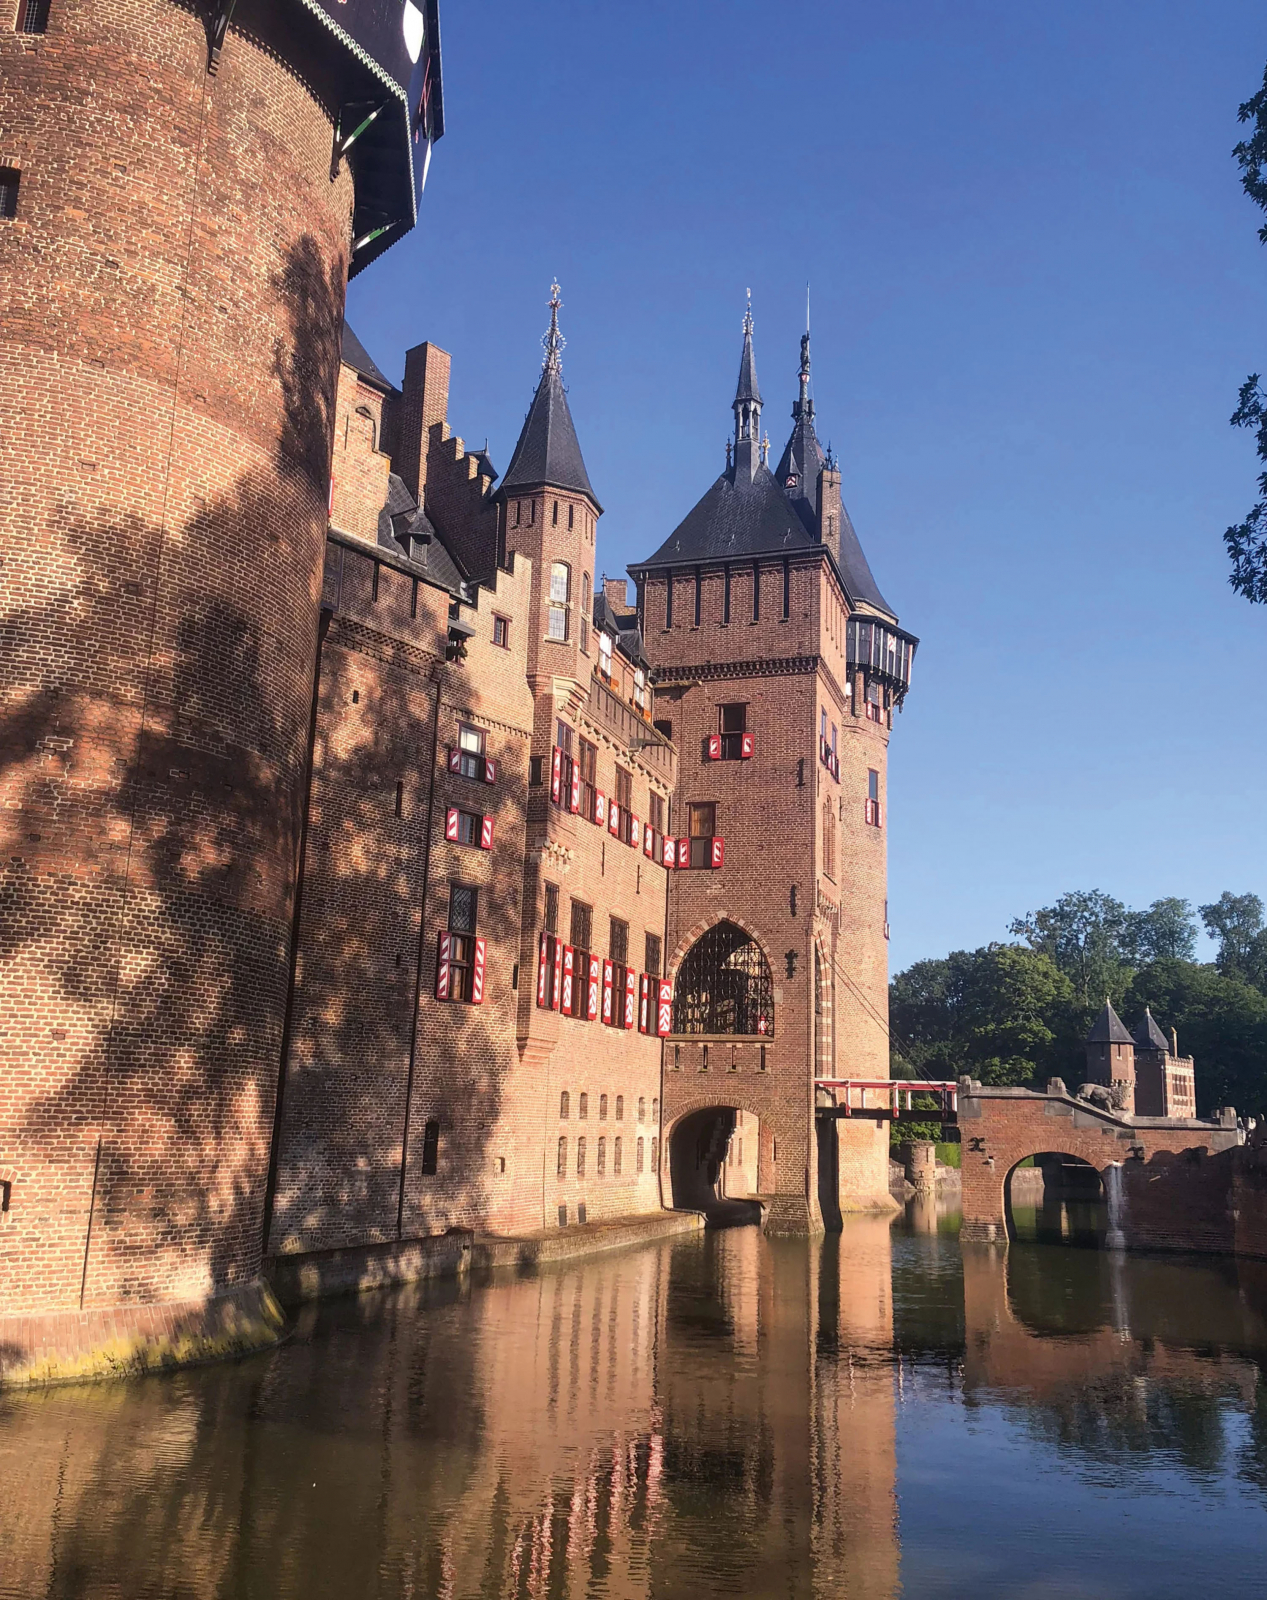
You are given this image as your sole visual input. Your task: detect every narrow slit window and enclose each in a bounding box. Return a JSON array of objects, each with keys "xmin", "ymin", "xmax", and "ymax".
[
  {"xmin": 421, "ymin": 1119, "xmax": 440, "ymax": 1175},
  {"xmin": 18, "ymin": 0, "xmax": 50, "ymax": 32}
]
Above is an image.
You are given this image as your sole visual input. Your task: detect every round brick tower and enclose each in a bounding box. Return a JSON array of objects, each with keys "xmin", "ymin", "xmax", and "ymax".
[{"xmin": 0, "ymin": 0, "xmax": 436, "ymax": 1376}]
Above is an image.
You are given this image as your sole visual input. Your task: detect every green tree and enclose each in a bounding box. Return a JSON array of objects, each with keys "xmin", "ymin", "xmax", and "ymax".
[
  {"xmin": 1126, "ymin": 959, "xmax": 1267, "ymax": 1118},
  {"xmin": 1225, "ymin": 62, "xmax": 1267, "ymax": 603},
  {"xmin": 1008, "ymin": 890, "xmax": 1132, "ymax": 1014},
  {"xmin": 1122, "ymin": 897, "xmax": 1198, "ymax": 963},
  {"xmin": 1199, "ymin": 891, "xmax": 1267, "ymax": 991}
]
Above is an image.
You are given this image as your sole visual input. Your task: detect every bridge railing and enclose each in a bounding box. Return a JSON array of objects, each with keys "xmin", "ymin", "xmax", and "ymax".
[{"xmin": 814, "ymin": 1079, "xmax": 959, "ymax": 1119}]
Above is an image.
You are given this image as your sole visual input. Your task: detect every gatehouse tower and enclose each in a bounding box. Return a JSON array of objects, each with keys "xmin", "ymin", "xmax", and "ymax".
[{"xmin": 630, "ymin": 306, "xmax": 916, "ymax": 1232}]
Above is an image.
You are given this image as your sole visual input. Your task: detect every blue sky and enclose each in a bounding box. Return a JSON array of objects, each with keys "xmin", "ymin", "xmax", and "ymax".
[{"xmin": 348, "ymin": 0, "xmax": 1267, "ymax": 973}]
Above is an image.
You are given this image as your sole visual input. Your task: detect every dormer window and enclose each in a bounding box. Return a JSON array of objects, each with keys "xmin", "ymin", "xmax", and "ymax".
[
  {"xmin": 548, "ymin": 562, "xmax": 570, "ymax": 641},
  {"xmin": 598, "ymin": 631, "xmax": 613, "ymax": 680}
]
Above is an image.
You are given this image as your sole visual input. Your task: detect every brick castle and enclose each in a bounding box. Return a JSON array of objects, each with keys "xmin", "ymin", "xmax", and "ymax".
[{"xmin": 0, "ymin": 0, "xmax": 915, "ymax": 1374}]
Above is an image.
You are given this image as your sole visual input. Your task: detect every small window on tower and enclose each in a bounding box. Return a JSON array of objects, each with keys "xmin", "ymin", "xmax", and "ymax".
[
  {"xmin": 548, "ymin": 562, "xmax": 570, "ymax": 641},
  {"xmin": 610, "ymin": 917, "xmax": 629, "ymax": 967},
  {"xmin": 17, "ymin": 0, "xmax": 49, "ymax": 33},
  {"xmin": 0, "ymin": 167, "xmax": 19, "ymax": 219},
  {"xmin": 492, "ymin": 614, "xmax": 510, "ymax": 648}
]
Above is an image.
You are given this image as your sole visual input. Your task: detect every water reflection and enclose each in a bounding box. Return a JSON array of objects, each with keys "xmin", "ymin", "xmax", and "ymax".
[{"xmin": 3, "ymin": 1216, "xmax": 1267, "ymax": 1599}]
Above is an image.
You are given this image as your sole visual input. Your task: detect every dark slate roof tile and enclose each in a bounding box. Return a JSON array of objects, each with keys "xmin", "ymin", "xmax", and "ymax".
[
  {"xmin": 1086, "ymin": 1001, "xmax": 1134, "ymax": 1045},
  {"xmin": 500, "ymin": 366, "xmax": 598, "ymax": 506},
  {"xmin": 342, "ymin": 320, "xmax": 396, "ymax": 393}
]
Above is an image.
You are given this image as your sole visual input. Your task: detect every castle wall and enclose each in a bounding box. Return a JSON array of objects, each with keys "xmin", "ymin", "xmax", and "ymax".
[{"xmin": 0, "ymin": 0, "xmax": 353, "ymax": 1316}]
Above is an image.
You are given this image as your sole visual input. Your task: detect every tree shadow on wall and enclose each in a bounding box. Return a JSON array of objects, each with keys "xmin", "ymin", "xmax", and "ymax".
[{"xmin": 0, "ymin": 230, "xmax": 512, "ymax": 1309}]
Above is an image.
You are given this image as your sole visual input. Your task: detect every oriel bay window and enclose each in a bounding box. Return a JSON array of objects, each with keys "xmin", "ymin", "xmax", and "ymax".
[
  {"xmin": 435, "ymin": 883, "xmax": 485, "ymax": 1004},
  {"xmin": 547, "ymin": 561, "xmax": 571, "ymax": 641}
]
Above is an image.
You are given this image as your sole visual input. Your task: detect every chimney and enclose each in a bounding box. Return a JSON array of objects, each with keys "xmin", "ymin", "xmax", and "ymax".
[
  {"xmin": 1171, "ymin": 1027, "xmax": 1179, "ymax": 1057},
  {"xmin": 603, "ymin": 577, "xmax": 630, "ymax": 613},
  {"xmin": 396, "ymin": 342, "xmax": 451, "ymax": 502},
  {"xmin": 818, "ymin": 462, "xmax": 842, "ymax": 567}
]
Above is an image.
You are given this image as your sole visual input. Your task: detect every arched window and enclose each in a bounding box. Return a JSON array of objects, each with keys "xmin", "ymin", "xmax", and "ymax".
[
  {"xmin": 599, "ymin": 1093, "xmax": 608, "ymax": 1120},
  {"xmin": 578, "ymin": 1092, "xmax": 588, "ymax": 1120},
  {"xmin": 672, "ymin": 920, "xmax": 774, "ymax": 1037},
  {"xmin": 557, "ymin": 1136, "xmax": 567, "ymax": 1177},
  {"xmin": 560, "ymin": 1090, "xmax": 570, "ymax": 1120},
  {"xmin": 615, "ymin": 1094, "xmax": 623, "ymax": 1121},
  {"xmin": 652, "ymin": 1098, "xmax": 658, "ymax": 1123},
  {"xmin": 637, "ymin": 1097, "xmax": 646, "ymax": 1122},
  {"xmin": 597, "ymin": 1136, "xmax": 606, "ymax": 1175},
  {"xmin": 354, "ymin": 404, "xmax": 376, "ymax": 450},
  {"xmin": 548, "ymin": 561, "xmax": 571, "ymax": 641},
  {"xmin": 576, "ymin": 1136, "xmax": 587, "ymax": 1177},
  {"xmin": 636, "ymin": 1136, "xmax": 645, "ymax": 1174},
  {"xmin": 614, "ymin": 1136, "xmax": 623, "ymax": 1175}
]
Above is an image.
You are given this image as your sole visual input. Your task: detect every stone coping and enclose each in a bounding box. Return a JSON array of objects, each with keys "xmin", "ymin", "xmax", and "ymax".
[{"xmin": 471, "ymin": 1210, "xmax": 704, "ymax": 1272}]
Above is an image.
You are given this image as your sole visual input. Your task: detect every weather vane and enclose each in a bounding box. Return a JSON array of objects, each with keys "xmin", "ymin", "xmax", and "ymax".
[{"xmin": 543, "ymin": 280, "xmax": 565, "ymax": 373}]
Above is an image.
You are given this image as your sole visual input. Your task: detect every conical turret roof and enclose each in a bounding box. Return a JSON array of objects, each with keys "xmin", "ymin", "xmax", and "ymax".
[
  {"xmin": 1132, "ymin": 1009, "xmax": 1171, "ymax": 1053},
  {"xmin": 500, "ymin": 285, "xmax": 599, "ymax": 508},
  {"xmin": 735, "ymin": 305, "xmax": 761, "ymax": 405},
  {"xmin": 1086, "ymin": 1000, "xmax": 1134, "ymax": 1045}
]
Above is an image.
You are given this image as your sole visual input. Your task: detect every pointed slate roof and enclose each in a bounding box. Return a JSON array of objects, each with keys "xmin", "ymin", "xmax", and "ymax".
[
  {"xmin": 735, "ymin": 307, "xmax": 761, "ymax": 404},
  {"xmin": 341, "ymin": 320, "xmax": 396, "ymax": 393},
  {"xmin": 1086, "ymin": 1000, "xmax": 1134, "ymax": 1045},
  {"xmin": 500, "ymin": 285, "xmax": 599, "ymax": 509},
  {"xmin": 836, "ymin": 500, "xmax": 894, "ymax": 618},
  {"xmin": 1132, "ymin": 1009, "xmax": 1171, "ymax": 1054},
  {"xmin": 636, "ymin": 462, "xmax": 816, "ymax": 568}
]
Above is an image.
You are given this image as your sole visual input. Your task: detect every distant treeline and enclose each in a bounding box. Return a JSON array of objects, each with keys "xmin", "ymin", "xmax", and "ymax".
[{"xmin": 889, "ymin": 891, "xmax": 1267, "ymax": 1119}]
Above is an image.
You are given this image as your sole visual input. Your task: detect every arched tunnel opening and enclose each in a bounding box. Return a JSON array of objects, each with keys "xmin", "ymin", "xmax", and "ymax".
[
  {"xmin": 668, "ymin": 1107, "xmax": 763, "ymax": 1227},
  {"xmin": 1005, "ymin": 1153, "xmax": 1107, "ymax": 1248}
]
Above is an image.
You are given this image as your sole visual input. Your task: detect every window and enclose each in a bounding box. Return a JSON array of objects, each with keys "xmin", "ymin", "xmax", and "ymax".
[
  {"xmin": 421, "ymin": 1119, "xmax": 440, "ymax": 1175},
  {"xmin": 688, "ymin": 801, "xmax": 716, "ymax": 869},
  {"xmin": 576, "ymin": 1136, "xmax": 587, "ymax": 1177},
  {"xmin": 614, "ymin": 766, "xmax": 635, "ymax": 839},
  {"xmin": 581, "ymin": 572, "xmax": 591, "ymax": 653},
  {"xmin": 636, "ymin": 1137, "xmax": 645, "ymax": 1174},
  {"xmin": 598, "ymin": 630, "xmax": 613, "ymax": 679},
  {"xmin": 544, "ymin": 883, "xmax": 559, "ymax": 935},
  {"xmin": 821, "ymin": 707, "xmax": 828, "ymax": 741},
  {"xmin": 654, "ymin": 718, "xmax": 672, "ymax": 742},
  {"xmin": 718, "ymin": 703, "xmax": 748, "ymax": 760},
  {"xmin": 558, "ymin": 1136, "xmax": 568, "ymax": 1177},
  {"xmin": 752, "ymin": 561, "xmax": 761, "ymax": 621},
  {"xmin": 394, "ymin": 780, "xmax": 404, "ymax": 817},
  {"xmin": 633, "ymin": 667, "xmax": 647, "ymax": 713},
  {"xmin": 673, "ymin": 920, "xmax": 774, "ymax": 1036},
  {"xmin": 599, "ymin": 1093, "xmax": 608, "ymax": 1120},
  {"xmin": 597, "ymin": 1136, "xmax": 607, "ymax": 1175},
  {"xmin": 456, "ymin": 722, "xmax": 486, "ymax": 779},
  {"xmin": 568, "ymin": 503, "xmax": 575, "ymax": 530},
  {"xmin": 609, "ymin": 917, "xmax": 629, "ymax": 967},
  {"xmin": 650, "ymin": 793, "xmax": 665, "ymax": 835},
  {"xmin": 446, "ymin": 885, "xmax": 479, "ymax": 1000},
  {"xmin": 615, "ymin": 1094, "xmax": 624, "ymax": 1120},
  {"xmin": 492, "ymin": 614, "xmax": 510, "ymax": 648},
  {"xmin": 448, "ymin": 808, "xmax": 487, "ymax": 847},
  {"xmin": 652, "ymin": 1098, "xmax": 658, "ymax": 1123},
  {"xmin": 614, "ymin": 1136, "xmax": 623, "ymax": 1175},
  {"xmin": 570, "ymin": 899, "xmax": 592, "ymax": 957},
  {"xmin": 866, "ymin": 682, "xmax": 883, "ymax": 723},
  {"xmin": 665, "ymin": 573, "xmax": 674, "ymax": 629},
  {"xmin": 782, "ymin": 558, "xmax": 790, "ymax": 620},
  {"xmin": 866, "ymin": 769, "xmax": 883, "ymax": 827},
  {"xmin": 579, "ymin": 1092, "xmax": 588, "ymax": 1120},
  {"xmin": 514, "ymin": 500, "xmax": 522, "ymax": 528},
  {"xmin": 579, "ymin": 738, "xmax": 597, "ymax": 822},
  {"xmin": 645, "ymin": 932, "xmax": 662, "ymax": 976},
  {"xmin": 822, "ymin": 800, "xmax": 836, "ymax": 880},
  {"xmin": 723, "ymin": 565, "xmax": 732, "ymax": 625},
  {"xmin": 651, "ymin": 1137, "xmax": 658, "ymax": 1173},
  {"xmin": 638, "ymin": 1097, "xmax": 646, "ymax": 1122},
  {"xmin": 694, "ymin": 568, "xmax": 702, "ymax": 627},
  {"xmin": 552, "ymin": 499, "xmax": 559, "ymax": 526},
  {"xmin": 560, "ymin": 1091, "xmax": 570, "ymax": 1120},
  {"xmin": 0, "ymin": 167, "xmax": 19, "ymax": 220},
  {"xmin": 18, "ymin": 0, "xmax": 50, "ymax": 31},
  {"xmin": 548, "ymin": 562, "xmax": 570, "ymax": 640}
]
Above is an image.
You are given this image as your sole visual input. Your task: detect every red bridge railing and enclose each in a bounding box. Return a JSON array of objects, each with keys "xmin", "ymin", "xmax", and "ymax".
[{"xmin": 814, "ymin": 1079, "xmax": 960, "ymax": 1119}]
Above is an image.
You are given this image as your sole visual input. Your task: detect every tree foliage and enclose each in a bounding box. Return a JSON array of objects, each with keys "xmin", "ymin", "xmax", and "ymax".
[
  {"xmin": 1225, "ymin": 63, "xmax": 1267, "ymax": 603},
  {"xmin": 893, "ymin": 888, "xmax": 1267, "ymax": 1118}
]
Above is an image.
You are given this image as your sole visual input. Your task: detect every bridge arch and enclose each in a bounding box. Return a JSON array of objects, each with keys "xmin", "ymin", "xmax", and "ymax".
[
  {"xmin": 665, "ymin": 1100, "xmax": 772, "ymax": 1223},
  {"xmin": 1004, "ymin": 1152, "xmax": 1107, "ymax": 1247}
]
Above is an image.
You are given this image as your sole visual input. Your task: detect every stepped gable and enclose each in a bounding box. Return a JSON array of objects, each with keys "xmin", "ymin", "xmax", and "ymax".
[
  {"xmin": 1086, "ymin": 1000, "xmax": 1134, "ymax": 1044},
  {"xmin": 1132, "ymin": 1008, "xmax": 1171, "ymax": 1054},
  {"xmin": 500, "ymin": 284, "xmax": 599, "ymax": 506}
]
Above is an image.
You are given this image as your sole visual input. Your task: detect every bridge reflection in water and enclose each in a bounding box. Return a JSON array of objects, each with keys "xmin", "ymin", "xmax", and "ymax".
[{"xmin": 2, "ymin": 1215, "xmax": 1267, "ymax": 1599}]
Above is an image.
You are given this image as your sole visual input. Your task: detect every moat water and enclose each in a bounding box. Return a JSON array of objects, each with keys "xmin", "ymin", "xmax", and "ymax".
[{"xmin": 5, "ymin": 1207, "xmax": 1267, "ymax": 1599}]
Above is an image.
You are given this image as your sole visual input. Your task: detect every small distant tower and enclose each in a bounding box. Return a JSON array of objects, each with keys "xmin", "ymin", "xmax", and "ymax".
[
  {"xmin": 1131, "ymin": 1008, "xmax": 1197, "ymax": 1118},
  {"xmin": 1085, "ymin": 1001, "xmax": 1136, "ymax": 1113}
]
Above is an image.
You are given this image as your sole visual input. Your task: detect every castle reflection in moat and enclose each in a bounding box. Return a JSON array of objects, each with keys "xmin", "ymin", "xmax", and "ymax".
[{"xmin": 4, "ymin": 1218, "xmax": 1267, "ymax": 1599}]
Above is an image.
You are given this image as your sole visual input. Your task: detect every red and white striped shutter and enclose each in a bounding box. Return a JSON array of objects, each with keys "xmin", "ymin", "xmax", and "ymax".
[
  {"xmin": 663, "ymin": 837, "xmax": 676, "ymax": 869},
  {"xmin": 677, "ymin": 837, "xmax": 690, "ymax": 868},
  {"xmin": 471, "ymin": 937, "xmax": 487, "ymax": 1004},
  {"xmin": 561, "ymin": 944, "xmax": 575, "ymax": 1015},
  {"xmin": 624, "ymin": 967, "xmax": 636, "ymax": 1029},
  {"xmin": 657, "ymin": 979, "xmax": 672, "ymax": 1037},
  {"xmin": 448, "ymin": 747, "xmax": 461, "ymax": 774},
  {"xmin": 643, "ymin": 823, "xmax": 654, "ymax": 857},
  {"xmin": 570, "ymin": 764, "xmax": 581, "ymax": 813},
  {"xmin": 602, "ymin": 959, "xmax": 614, "ymax": 1024},
  {"xmin": 638, "ymin": 973, "xmax": 650, "ymax": 1034},
  {"xmin": 587, "ymin": 955, "xmax": 601, "ymax": 1021},
  {"xmin": 594, "ymin": 789, "xmax": 606, "ymax": 827},
  {"xmin": 877, "ymin": 803, "xmax": 883, "ymax": 828},
  {"xmin": 551, "ymin": 938, "xmax": 563, "ymax": 1010},
  {"xmin": 445, "ymin": 807, "xmax": 460, "ymax": 841},
  {"xmin": 480, "ymin": 814, "xmax": 494, "ymax": 849},
  {"xmin": 629, "ymin": 814, "xmax": 638, "ymax": 850},
  {"xmin": 711, "ymin": 836, "xmax": 725, "ymax": 869},
  {"xmin": 483, "ymin": 756, "xmax": 497, "ymax": 784},
  {"xmin": 741, "ymin": 732, "xmax": 754, "ymax": 759},
  {"xmin": 435, "ymin": 931, "xmax": 452, "ymax": 1000},
  {"xmin": 608, "ymin": 798, "xmax": 620, "ymax": 836},
  {"xmin": 707, "ymin": 733, "xmax": 721, "ymax": 761},
  {"xmin": 536, "ymin": 932, "xmax": 550, "ymax": 1008},
  {"xmin": 551, "ymin": 746, "xmax": 562, "ymax": 804}
]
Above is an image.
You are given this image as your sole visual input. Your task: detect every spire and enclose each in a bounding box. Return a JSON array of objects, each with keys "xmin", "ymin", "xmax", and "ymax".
[
  {"xmin": 500, "ymin": 282, "xmax": 599, "ymax": 506},
  {"xmin": 732, "ymin": 290, "xmax": 763, "ymax": 481}
]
